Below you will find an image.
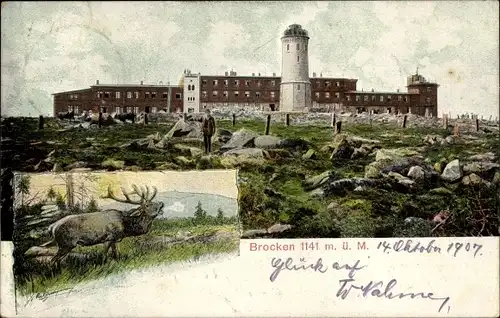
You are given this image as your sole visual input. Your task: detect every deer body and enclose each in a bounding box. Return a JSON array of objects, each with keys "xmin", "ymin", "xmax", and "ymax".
[{"xmin": 39, "ymin": 185, "xmax": 164, "ymax": 264}]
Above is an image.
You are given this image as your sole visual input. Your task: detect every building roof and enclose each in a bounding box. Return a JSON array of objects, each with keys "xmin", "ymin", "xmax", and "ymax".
[
  {"xmin": 345, "ymin": 90, "xmax": 410, "ymax": 95},
  {"xmin": 90, "ymin": 84, "xmax": 181, "ymax": 88},
  {"xmin": 311, "ymin": 77, "xmax": 358, "ymax": 81},
  {"xmin": 52, "ymin": 88, "xmax": 92, "ymax": 95},
  {"xmin": 282, "ymin": 24, "xmax": 309, "ymax": 38}
]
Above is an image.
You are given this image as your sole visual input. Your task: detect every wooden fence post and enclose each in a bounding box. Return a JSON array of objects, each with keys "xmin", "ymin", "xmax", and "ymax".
[
  {"xmin": 144, "ymin": 113, "xmax": 149, "ymax": 125},
  {"xmin": 232, "ymin": 113, "xmax": 236, "ymax": 126},
  {"xmin": 331, "ymin": 113, "xmax": 336, "ymax": 128},
  {"xmin": 475, "ymin": 118, "xmax": 479, "ymax": 132},
  {"xmin": 402, "ymin": 115, "xmax": 407, "ymax": 128},
  {"xmin": 38, "ymin": 115, "xmax": 44, "ymax": 130},
  {"xmin": 286, "ymin": 113, "xmax": 290, "ymax": 126},
  {"xmin": 443, "ymin": 114, "xmax": 448, "ymax": 129},
  {"xmin": 335, "ymin": 121, "xmax": 342, "ymax": 134},
  {"xmin": 265, "ymin": 114, "xmax": 271, "ymax": 135},
  {"xmin": 98, "ymin": 112, "xmax": 103, "ymax": 128}
]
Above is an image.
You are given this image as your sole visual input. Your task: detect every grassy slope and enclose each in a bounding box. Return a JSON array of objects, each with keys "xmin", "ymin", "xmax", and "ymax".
[{"xmin": 17, "ymin": 220, "xmax": 238, "ymax": 295}]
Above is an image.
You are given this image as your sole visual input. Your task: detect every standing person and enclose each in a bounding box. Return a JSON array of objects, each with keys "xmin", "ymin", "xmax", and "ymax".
[{"xmin": 202, "ymin": 109, "xmax": 216, "ymax": 154}]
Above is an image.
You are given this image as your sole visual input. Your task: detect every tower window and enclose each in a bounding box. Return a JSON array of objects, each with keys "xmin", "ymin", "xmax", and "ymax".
[
  {"xmin": 297, "ymin": 84, "xmax": 300, "ymax": 91},
  {"xmin": 287, "ymin": 44, "xmax": 290, "ymax": 51},
  {"xmin": 297, "ymin": 55, "xmax": 300, "ymax": 62},
  {"xmin": 296, "ymin": 43, "xmax": 300, "ymax": 51}
]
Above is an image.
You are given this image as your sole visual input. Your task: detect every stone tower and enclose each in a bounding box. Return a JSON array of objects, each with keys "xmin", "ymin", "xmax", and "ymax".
[{"xmin": 280, "ymin": 24, "xmax": 311, "ymax": 112}]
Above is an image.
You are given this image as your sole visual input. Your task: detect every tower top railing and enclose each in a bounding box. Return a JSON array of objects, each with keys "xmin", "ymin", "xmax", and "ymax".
[{"xmin": 282, "ymin": 24, "xmax": 309, "ymax": 38}]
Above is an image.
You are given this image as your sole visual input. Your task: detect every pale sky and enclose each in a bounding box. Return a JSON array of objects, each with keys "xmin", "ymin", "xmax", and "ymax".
[{"xmin": 1, "ymin": 1, "xmax": 499, "ymax": 118}]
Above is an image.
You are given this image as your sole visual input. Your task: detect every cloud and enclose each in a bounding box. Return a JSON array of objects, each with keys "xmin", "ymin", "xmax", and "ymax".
[{"xmin": 165, "ymin": 201, "xmax": 186, "ymax": 213}]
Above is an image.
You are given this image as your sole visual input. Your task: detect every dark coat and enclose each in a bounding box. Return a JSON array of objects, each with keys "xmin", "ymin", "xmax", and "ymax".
[{"xmin": 202, "ymin": 115, "xmax": 216, "ymax": 136}]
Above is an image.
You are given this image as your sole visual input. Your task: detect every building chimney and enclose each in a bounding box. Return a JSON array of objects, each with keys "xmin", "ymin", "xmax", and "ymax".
[
  {"xmin": 225, "ymin": 71, "xmax": 228, "ymax": 76},
  {"xmin": 320, "ymin": 73, "xmax": 323, "ymax": 78},
  {"xmin": 313, "ymin": 72, "xmax": 317, "ymax": 78},
  {"xmin": 140, "ymin": 81, "xmax": 143, "ymax": 85},
  {"xmin": 272, "ymin": 72, "xmax": 276, "ymax": 77},
  {"xmin": 397, "ymin": 89, "xmax": 400, "ymax": 92},
  {"xmin": 96, "ymin": 80, "xmax": 99, "ymax": 85},
  {"xmin": 258, "ymin": 73, "xmax": 261, "ymax": 76},
  {"xmin": 371, "ymin": 88, "xmax": 374, "ymax": 92},
  {"xmin": 252, "ymin": 73, "xmax": 255, "ymax": 76}
]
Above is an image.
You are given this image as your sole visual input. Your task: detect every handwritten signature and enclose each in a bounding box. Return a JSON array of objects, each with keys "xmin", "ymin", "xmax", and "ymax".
[
  {"xmin": 337, "ymin": 278, "xmax": 451, "ymax": 313},
  {"xmin": 27, "ymin": 288, "xmax": 74, "ymax": 303},
  {"xmin": 269, "ymin": 257, "xmax": 451, "ymax": 313}
]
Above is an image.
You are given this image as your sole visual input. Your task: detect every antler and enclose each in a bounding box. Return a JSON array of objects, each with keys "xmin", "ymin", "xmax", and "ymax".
[{"xmin": 103, "ymin": 185, "xmax": 143, "ymax": 205}]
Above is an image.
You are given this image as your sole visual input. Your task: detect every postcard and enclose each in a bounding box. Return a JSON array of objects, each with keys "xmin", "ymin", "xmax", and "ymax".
[{"xmin": 1, "ymin": 1, "xmax": 499, "ymax": 317}]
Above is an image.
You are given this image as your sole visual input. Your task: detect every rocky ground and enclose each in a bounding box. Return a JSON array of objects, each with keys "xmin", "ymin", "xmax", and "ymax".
[{"xmin": 1, "ymin": 114, "xmax": 499, "ymax": 238}]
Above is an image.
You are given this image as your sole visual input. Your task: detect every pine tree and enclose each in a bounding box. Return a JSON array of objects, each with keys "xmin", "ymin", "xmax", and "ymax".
[
  {"xmin": 194, "ymin": 201, "xmax": 207, "ymax": 223},
  {"xmin": 216, "ymin": 208, "xmax": 224, "ymax": 224},
  {"xmin": 86, "ymin": 197, "xmax": 100, "ymax": 213}
]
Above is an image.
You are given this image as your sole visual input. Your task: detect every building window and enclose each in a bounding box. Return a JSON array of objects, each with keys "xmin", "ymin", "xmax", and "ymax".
[
  {"xmin": 162, "ymin": 92, "xmax": 168, "ymax": 99},
  {"xmin": 256, "ymin": 91, "xmax": 261, "ymax": 98},
  {"xmin": 335, "ymin": 92, "xmax": 340, "ymax": 99},
  {"xmin": 346, "ymin": 95, "xmax": 351, "ymax": 101},
  {"xmin": 202, "ymin": 80, "xmax": 207, "ymax": 85},
  {"xmin": 364, "ymin": 95, "xmax": 369, "ymax": 102},
  {"xmin": 356, "ymin": 95, "xmax": 360, "ymax": 101},
  {"xmin": 151, "ymin": 91, "xmax": 156, "ymax": 99},
  {"xmin": 145, "ymin": 92, "xmax": 150, "ymax": 98},
  {"xmin": 188, "ymin": 85, "xmax": 191, "ymax": 91},
  {"xmin": 97, "ymin": 91, "xmax": 103, "ymax": 98},
  {"xmin": 270, "ymin": 91, "xmax": 275, "ymax": 98},
  {"xmin": 234, "ymin": 91, "xmax": 239, "ymax": 97},
  {"xmin": 387, "ymin": 95, "xmax": 392, "ymax": 101},
  {"xmin": 425, "ymin": 97, "xmax": 431, "ymax": 103},
  {"xmin": 336, "ymin": 82, "xmax": 340, "ymax": 87},
  {"xmin": 126, "ymin": 107, "xmax": 132, "ymax": 113},
  {"xmin": 271, "ymin": 80, "xmax": 275, "ymax": 86},
  {"xmin": 380, "ymin": 96, "xmax": 384, "ymax": 102},
  {"xmin": 134, "ymin": 91, "xmax": 139, "ymax": 99},
  {"xmin": 127, "ymin": 92, "xmax": 132, "ymax": 99},
  {"xmin": 213, "ymin": 91, "xmax": 218, "ymax": 96},
  {"xmin": 202, "ymin": 91, "xmax": 207, "ymax": 98},
  {"xmin": 224, "ymin": 80, "xmax": 228, "ymax": 86},
  {"xmin": 213, "ymin": 80, "xmax": 218, "ymax": 86},
  {"xmin": 115, "ymin": 106, "xmax": 122, "ymax": 114},
  {"xmin": 133, "ymin": 107, "xmax": 139, "ymax": 114},
  {"xmin": 315, "ymin": 92, "xmax": 320, "ymax": 99},
  {"xmin": 297, "ymin": 84, "xmax": 300, "ymax": 91},
  {"xmin": 257, "ymin": 81, "xmax": 261, "ymax": 87},
  {"xmin": 325, "ymin": 92, "xmax": 330, "ymax": 99},
  {"xmin": 234, "ymin": 80, "xmax": 239, "ymax": 86},
  {"xmin": 287, "ymin": 44, "xmax": 290, "ymax": 51},
  {"xmin": 371, "ymin": 95, "xmax": 376, "ymax": 101},
  {"xmin": 296, "ymin": 43, "xmax": 300, "ymax": 51},
  {"xmin": 115, "ymin": 92, "xmax": 121, "ymax": 99},
  {"xmin": 104, "ymin": 92, "xmax": 110, "ymax": 98},
  {"xmin": 176, "ymin": 93, "xmax": 182, "ymax": 100},
  {"xmin": 245, "ymin": 91, "xmax": 250, "ymax": 97},
  {"xmin": 325, "ymin": 81, "xmax": 331, "ymax": 87},
  {"xmin": 223, "ymin": 91, "xmax": 228, "ymax": 97},
  {"xmin": 404, "ymin": 96, "xmax": 408, "ymax": 102},
  {"xmin": 398, "ymin": 95, "xmax": 402, "ymax": 101},
  {"xmin": 427, "ymin": 87, "xmax": 432, "ymax": 92},
  {"xmin": 152, "ymin": 107, "xmax": 157, "ymax": 113},
  {"xmin": 297, "ymin": 55, "xmax": 300, "ymax": 62}
]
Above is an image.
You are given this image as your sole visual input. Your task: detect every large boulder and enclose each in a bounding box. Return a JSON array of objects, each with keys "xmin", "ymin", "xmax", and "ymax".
[
  {"xmin": 304, "ymin": 171, "xmax": 331, "ymax": 190},
  {"xmin": 463, "ymin": 162, "xmax": 500, "ymax": 174},
  {"xmin": 254, "ymin": 135, "xmax": 283, "ymax": 149},
  {"xmin": 324, "ymin": 177, "xmax": 390, "ymax": 196},
  {"xmin": 165, "ymin": 119, "xmax": 202, "ymax": 139},
  {"xmin": 220, "ymin": 128, "xmax": 260, "ymax": 151},
  {"xmin": 217, "ymin": 129, "xmax": 233, "ymax": 144},
  {"xmin": 222, "ymin": 148, "xmax": 265, "ymax": 158},
  {"xmin": 330, "ymin": 135, "xmax": 355, "ymax": 160},
  {"xmin": 375, "ymin": 148, "xmax": 420, "ymax": 162},
  {"xmin": 468, "ymin": 152, "xmax": 496, "ymax": 162},
  {"xmin": 441, "ymin": 159, "xmax": 462, "ymax": 182}
]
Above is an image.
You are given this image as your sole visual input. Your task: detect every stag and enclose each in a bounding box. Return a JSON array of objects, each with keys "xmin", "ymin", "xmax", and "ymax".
[{"xmin": 38, "ymin": 185, "xmax": 164, "ymax": 264}]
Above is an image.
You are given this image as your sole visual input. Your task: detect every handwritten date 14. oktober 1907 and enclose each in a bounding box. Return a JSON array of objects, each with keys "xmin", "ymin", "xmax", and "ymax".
[{"xmin": 376, "ymin": 239, "xmax": 483, "ymax": 257}]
